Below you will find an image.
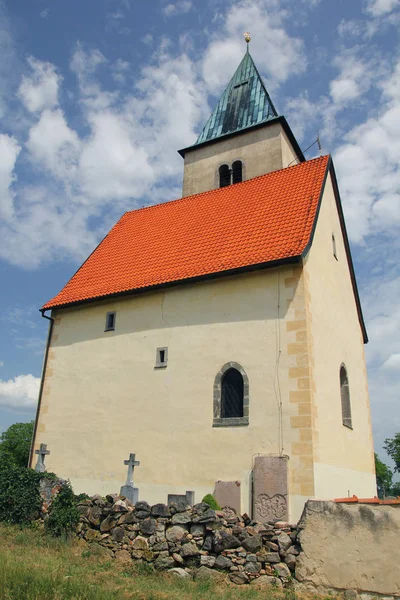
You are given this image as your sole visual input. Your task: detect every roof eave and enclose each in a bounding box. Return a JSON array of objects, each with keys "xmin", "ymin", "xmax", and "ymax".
[
  {"xmin": 41, "ymin": 254, "xmax": 303, "ymax": 313},
  {"xmin": 178, "ymin": 115, "xmax": 305, "ymax": 163}
]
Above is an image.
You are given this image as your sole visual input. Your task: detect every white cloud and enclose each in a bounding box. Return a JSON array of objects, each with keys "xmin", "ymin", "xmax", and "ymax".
[
  {"xmin": 163, "ymin": 1, "xmax": 193, "ymax": 17},
  {"xmin": 18, "ymin": 56, "xmax": 61, "ymax": 113},
  {"xmin": 0, "ymin": 361, "xmax": 4, "ymax": 367},
  {"xmin": 382, "ymin": 354, "xmax": 400, "ymax": 370},
  {"xmin": 0, "ymin": 133, "xmax": 21, "ymax": 219},
  {"xmin": 0, "ymin": 374, "xmax": 40, "ymax": 409},
  {"xmin": 330, "ymin": 53, "xmax": 377, "ymax": 104},
  {"xmin": 364, "ymin": 0, "xmax": 400, "ymax": 16}
]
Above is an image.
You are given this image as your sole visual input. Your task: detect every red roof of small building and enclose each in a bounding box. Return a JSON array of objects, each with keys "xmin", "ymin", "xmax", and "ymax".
[{"xmin": 43, "ymin": 156, "xmax": 330, "ymax": 310}]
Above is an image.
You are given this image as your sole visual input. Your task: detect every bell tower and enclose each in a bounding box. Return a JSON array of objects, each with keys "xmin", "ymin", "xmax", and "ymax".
[{"xmin": 179, "ymin": 37, "xmax": 305, "ymax": 197}]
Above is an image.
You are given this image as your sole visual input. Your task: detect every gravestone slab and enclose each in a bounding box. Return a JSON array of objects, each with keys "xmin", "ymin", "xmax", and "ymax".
[
  {"xmin": 252, "ymin": 456, "xmax": 288, "ymax": 522},
  {"xmin": 120, "ymin": 484, "xmax": 139, "ymax": 504},
  {"xmin": 168, "ymin": 491, "xmax": 195, "ymax": 507},
  {"xmin": 214, "ymin": 480, "xmax": 241, "ymax": 513}
]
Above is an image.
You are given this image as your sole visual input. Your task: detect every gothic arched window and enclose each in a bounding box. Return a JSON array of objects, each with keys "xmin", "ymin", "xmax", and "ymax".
[
  {"xmin": 213, "ymin": 362, "xmax": 249, "ymax": 427},
  {"xmin": 221, "ymin": 368, "xmax": 243, "ymax": 418},
  {"xmin": 340, "ymin": 365, "xmax": 352, "ymax": 428},
  {"xmin": 219, "ymin": 164, "xmax": 231, "ymax": 188},
  {"xmin": 232, "ymin": 160, "xmax": 243, "ymax": 184}
]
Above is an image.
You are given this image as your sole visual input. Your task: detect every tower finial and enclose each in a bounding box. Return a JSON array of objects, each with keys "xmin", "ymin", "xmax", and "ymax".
[{"xmin": 244, "ymin": 32, "xmax": 251, "ymax": 50}]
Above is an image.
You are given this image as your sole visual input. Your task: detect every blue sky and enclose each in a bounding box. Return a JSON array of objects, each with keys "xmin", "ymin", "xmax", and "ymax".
[{"xmin": 0, "ymin": 0, "xmax": 399, "ymax": 470}]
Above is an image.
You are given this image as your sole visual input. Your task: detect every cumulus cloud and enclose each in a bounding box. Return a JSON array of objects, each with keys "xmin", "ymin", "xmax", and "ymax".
[
  {"xmin": 18, "ymin": 56, "xmax": 61, "ymax": 113},
  {"xmin": 0, "ymin": 134, "xmax": 21, "ymax": 219},
  {"xmin": 364, "ymin": 0, "xmax": 400, "ymax": 16},
  {"xmin": 163, "ymin": 1, "xmax": 193, "ymax": 17},
  {"xmin": 0, "ymin": 374, "xmax": 40, "ymax": 409}
]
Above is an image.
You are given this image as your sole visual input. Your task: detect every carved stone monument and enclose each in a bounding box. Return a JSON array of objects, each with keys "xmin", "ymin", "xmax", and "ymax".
[
  {"xmin": 253, "ymin": 455, "xmax": 289, "ymax": 522},
  {"xmin": 120, "ymin": 453, "xmax": 140, "ymax": 503},
  {"xmin": 214, "ymin": 480, "xmax": 241, "ymax": 513},
  {"xmin": 167, "ymin": 490, "xmax": 195, "ymax": 507},
  {"xmin": 35, "ymin": 443, "xmax": 50, "ymax": 473}
]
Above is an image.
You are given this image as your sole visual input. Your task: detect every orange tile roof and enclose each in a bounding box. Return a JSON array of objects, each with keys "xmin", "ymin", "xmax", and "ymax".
[{"xmin": 43, "ymin": 156, "xmax": 330, "ymax": 310}]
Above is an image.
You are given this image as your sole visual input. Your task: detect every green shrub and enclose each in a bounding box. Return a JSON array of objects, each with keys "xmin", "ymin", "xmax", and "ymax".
[
  {"xmin": 45, "ymin": 481, "xmax": 80, "ymax": 537},
  {"xmin": 0, "ymin": 464, "xmax": 42, "ymax": 524},
  {"xmin": 201, "ymin": 494, "xmax": 221, "ymax": 510}
]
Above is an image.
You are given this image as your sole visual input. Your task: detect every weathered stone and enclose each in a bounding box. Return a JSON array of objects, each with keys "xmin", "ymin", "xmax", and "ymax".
[
  {"xmin": 251, "ymin": 575, "xmax": 283, "ymax": 587},
  {"xmin": 253, "ymin": 456, "xmax": 288, "ymax": 523},
  {"xmin": 229, "ymin": 572, "xmax": 249, "ymax": 585},
  {"xmin": 77, "ymin": 505, "xmax": 90, "ymax": 518},
  {"xmin": 200, "ymin": 555, "xmax": 216, "ymax": 567},
  {"xmin": 190, "ymin": 523, "xmax": 205, "ymax": 536},
  {"xmin": 214, "ymin": 481, "xmax": 241, "ymax": 514},
  {"xmin": 180, "ymin": 541, "xmax": 199, "ymax": 557},
  {"xmin": 286, "ymin": 544, "xmax": 300, "ymax": 555},
  {"xmin": 111, "ymin": 500, "xmax": 129, "ymax": 513},
  {"xmin": 265, "ymin": 541, "xmax": 279, "ymax": 551},
  {"xmin": 151, "ymin": 503, "xmax": 171, "ymax": 518},
  {"xmin": 246, "ymin": 554, "xmax": 257, "ymax": 563},
  {"xmin": 202, "ymin": 534, "xmax": 213, "ymax": 551},
  {"xmin": 285, "ymin": 554, "xmax": 296, "ymax": 570},
  {"xmin": 131, "ymin": 536, "xmax": 148, "ymax": 550},
  {"xmin": 172, "ymin": 552, "xmax": 184, "ymax": 564},
  {"xmin": 277, "ymin": 532, "xmax": 292, "ymax": 552},
  {"xmin": 344, "ymin": 591, "xmax": 358, "ymax": 600},
  {"xmin": 85, "ymin": 529, "xmax": 101, "ymax": 542},
  {"xmin": 153, "ymin": 541, "xmax": 169, "ymax": 552},
  {"xmin": 135, "ymin": 501, "xmax": 150, "ymax": 512},
  {"xmin": 215, "ymin": 555, "xmax": 233, "ymax": 570},
  {"xmin": 154, "ymin": 556, "xmax": 176, "ymax": 570},
  {"xmin": 245, "ymin": 562, "xmax": 262, "ymax": 573},
  {"xmin": 112, "ymin": 527, "xmax": 125, "ymax": 542},
  {"xmin": 169, "ymin": 567, "xmax": 190, "ymax": 578},
  {"xmin": 213, "ymin": 531, "xmax": 241, "ymax": 552},
  {"xmin": 106, "ymin": 494, "xmax": 118, "ymax": 504},
  {"xmin": 91, "ymin": 494, "xmax": 106, "ymax": 506},
  {"xmin": 166, "ymin": 526, "xmax": 187, "ymax": 543},
  {"xmin": 120, "ymin": 485, "xmax": 138, "ymax": 505},
  {"xmin": 192, "ymin": 508, "xmax": 216, "ymax": 523},
  {"xmin": 140, "ymin": 518, "xmax": 157, "ymax": 536},
  {"xmin": 136, "ymin": 510, "xmax": 151, "ymax": 520},
  {"xmin": 88, "ymin": 506, "xmax": 103, "ymax": 527},
  {"xmin": 115, "ymin": 549, "xmax": 131, "ymax": 563},
  {"xmin": 242, "ymin": 535, "xmax": 262, "ymax": 553},
  {"xmin": 90, "ymin": 543, "xmax": 113, "ymax": 558},
  {"xmin": 274, "ymin": 562, "xmax": 291, "ymax": 578},
  {"xmin": 118, "ymin": 511, "xmax": 137, "ymax": 525},
  {"xmin": 100, "ymin": 515, "xmax": 116, "ymax": 533},
  {"xmin": 195, "ymin": 566, "xmax": 225, "ymax": 581},
  {"xmin": 265, "ymin": 552, "xmax": 281, "ymax": 563},
  {"xmin": 171, "ymin": 511, "xmax": 192, "ymax": 525}
]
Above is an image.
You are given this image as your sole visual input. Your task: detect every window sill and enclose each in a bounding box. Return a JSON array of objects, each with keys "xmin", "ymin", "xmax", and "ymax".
[
  {"xmin": 343, "ymin": 422, "xmax": 353, "ymax": 430},
  {"xmin": 213, "ymin": 417, "xmax": 249, "ymax": 427},
  {"xmin": 104, "ymin": 328, "xmax": 115, "ymax": 332},
  {"xmin": 154, "ymin": 364, "xmax": 167, "ymax": 369}
]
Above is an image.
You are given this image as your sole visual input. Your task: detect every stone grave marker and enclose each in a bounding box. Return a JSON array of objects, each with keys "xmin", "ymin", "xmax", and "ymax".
[
  {"xmin": 35, "ymin": 443, "xmax": 50, "ymax": 473},
  {"xmin": 253, "ymin": 455, "xmax": 289, "ymax": 522},
  {"xmin": 167, "ymin": 490, "xmax": 195, "ymax": 507},
  {"xmin": 214, "ymin": 480, "xmax": 241, "ymax": 513},
  {"xmin": 120, "ymin": 453, "xmax": 140, "ymax": 503}
]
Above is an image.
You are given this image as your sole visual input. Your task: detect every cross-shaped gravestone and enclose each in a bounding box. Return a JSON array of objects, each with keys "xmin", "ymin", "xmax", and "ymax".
[
  {"xmin": 120, "ymin": 453, "xmax": 140, "ymax": 503},
  {"xmin": 35, "ymin": 443, "xmax": 50, "ymax": 473}
]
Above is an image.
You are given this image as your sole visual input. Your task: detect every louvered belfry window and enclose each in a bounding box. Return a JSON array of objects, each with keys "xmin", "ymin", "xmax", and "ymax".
[
  {"xmin": 232, "ymin": 160, "xmax": 243, "ymax": 184},
  {"xmin": 219, "ymin": 164, "xmax": 231, "ymax": 188},
  {"xmin": 221, "ymin": 368, "xmax": 244, "ymax": 418},
  {"xmin": 340, "ymin": 365, "xmax": 352, "ymax": 428}
]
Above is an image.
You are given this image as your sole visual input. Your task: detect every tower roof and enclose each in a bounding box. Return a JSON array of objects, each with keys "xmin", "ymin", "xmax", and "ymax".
[{"xmin": 195, "ymin": 50, "xmax": 278, "ymax": 146}]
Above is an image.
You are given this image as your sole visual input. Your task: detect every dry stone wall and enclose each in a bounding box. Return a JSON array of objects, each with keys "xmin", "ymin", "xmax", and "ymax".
[{"xmin": 76, "ymin": 494, "xmax": 299, "ymax": 587}]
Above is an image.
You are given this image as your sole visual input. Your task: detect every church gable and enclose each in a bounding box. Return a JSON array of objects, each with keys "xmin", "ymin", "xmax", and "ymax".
[{"xmin": 42, "ymin": 156, "xmax": 330, "ymax": 310}]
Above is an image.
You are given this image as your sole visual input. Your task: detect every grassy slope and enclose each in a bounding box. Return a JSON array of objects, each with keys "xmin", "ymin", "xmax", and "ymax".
[{"xmin": 0, "ymin": 523, "xmax": 305, "ymax": 600}]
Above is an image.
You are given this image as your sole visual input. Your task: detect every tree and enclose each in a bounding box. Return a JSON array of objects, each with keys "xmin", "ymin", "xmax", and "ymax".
[
  {"xmin": 374, "ymin": 453, "xmax": 393, "ymax": 498},
  {"xmin": 0, "ymin": 422, "xmax": 34, "ymax": 468},
  {"xmin": 384, "ymin": 433, "xmax": 400, "ymax": 473}
]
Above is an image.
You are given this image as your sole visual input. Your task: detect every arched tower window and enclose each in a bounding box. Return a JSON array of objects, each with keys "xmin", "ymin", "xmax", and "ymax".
[
  {"xmin": 232, "ymin": 160, "xmax": 243, "ymax": 184},
  {"xmin": 213, "ymin": 362, "xmax": 249, "ymax": 427},
  {"xmin": 221, "ymin": 368, "xmax": 244, "ymax": 418},
  {"xmin": 219, "ymin": 164, "xmax": 231, "ymax": 188},
  {"xmin": 340, "ymin": 365, "xmax": 352, "ymax": 429}
]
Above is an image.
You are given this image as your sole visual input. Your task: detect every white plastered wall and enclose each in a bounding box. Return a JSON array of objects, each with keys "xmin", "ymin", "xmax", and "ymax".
[
  {"xmin": 303, "ymin": 172, "xmax": 376, "ymax": 499},
  {"xmin": 33, "ymin": 268, "xmax": 309, "ymax": 520}
]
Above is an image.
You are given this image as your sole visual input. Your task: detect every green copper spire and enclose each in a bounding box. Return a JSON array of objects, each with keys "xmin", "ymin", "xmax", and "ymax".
[{"xmin": 196, "ymin": 51, "xmax": 278, "ymax": 145}]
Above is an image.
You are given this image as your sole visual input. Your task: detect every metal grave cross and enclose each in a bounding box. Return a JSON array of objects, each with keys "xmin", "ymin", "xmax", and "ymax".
[
  {"xmin": 124, "ymin": 453, "xmax": 140, "ymax": 485},
  {"xmin": 35, "ymin": 443, "xmax": 50, "ymax": 473}
]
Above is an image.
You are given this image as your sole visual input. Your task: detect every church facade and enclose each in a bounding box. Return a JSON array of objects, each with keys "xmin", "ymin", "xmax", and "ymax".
[{"xmin": 30, "ymin": 50, "xmax": 376, "ymax": 521}]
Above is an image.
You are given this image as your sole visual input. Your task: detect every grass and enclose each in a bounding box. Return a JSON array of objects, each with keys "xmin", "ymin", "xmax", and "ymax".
[{"xmin": 0, "ymin": 523, "xmax": 309, "ymax": 600}]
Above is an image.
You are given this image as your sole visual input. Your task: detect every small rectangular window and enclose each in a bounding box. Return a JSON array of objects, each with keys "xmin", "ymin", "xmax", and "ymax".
[
  {"xmin": 155, "ymin": 347, "xmax": 168, "ymax": 368},
  {"xmin": 105, "ymin": 311, "xmax": 116, "ymax": 331}
]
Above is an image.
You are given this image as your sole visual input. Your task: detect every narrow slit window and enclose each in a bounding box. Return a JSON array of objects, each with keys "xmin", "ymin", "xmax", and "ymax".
[
  {"xmin": 340, "ymin": 365, "xmax": 352, "ymax": 429},
  {"xmin": 155, "ymin": 347, "xmax": 168, "ymax": 368},
  {"xmin": 232, "ymin": 160, "xmax": 243, "ymax": 184},
  {"xmin": 219, "ymin": 164, "xmax": 231, "ymax": 188},
  {"xmin": 105, "ymin": 312, "xmax": 116, "ymax": 331},
  {"xmin": 332, "ymin": 233, "xmax": 338, "ymax": 260}
]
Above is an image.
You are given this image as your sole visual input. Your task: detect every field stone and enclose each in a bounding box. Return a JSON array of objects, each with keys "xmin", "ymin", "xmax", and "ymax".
[
  {"xmin": 190, "ymin": 523, "xmax": 205, "ymax": 536},
  {"xmin": 111, "ymin": 527, "xmax": 124, "ymax": 542},
  {"xmin": 274, "ymin": 562, "xmax": 291, "ymax": 578},
  {"xmin": 151, "ymin": 503, "xmax": 170, "ymax": 518},
  {"xmin": 229, "ymin": 572, "xmax": 249, "ymax": 585},
  {"xmin": 88, "ymin": 506, "xmax": 103, "ymax": 527},
  {"xmin": 200, "ymin": 555, "xmax": 216, "ymax": 568},
  {"xmin": 115, "ymin": 550, "xmax": 131, "ymax": 563},
  {"xmin": 285, "ymin": 554, "xmax": 296, "ymax": 570},
  {"xmin": 251, "ymin": 575, "xmax": 283, "ymax": 587},
  {"xmin": 265, "ymin": 552, "xmax": 281, "ymax": 563},
  {"xmin": 180, "ymin": 541, "xmax": 199, "ymax": 557},
  {"xmin": 245, "ymin": 562, "xmax": 261, "ymax": 573},
  {"xmin": 215, "ymin": 555, "xmax": 233, "ymax": 570},
  {"xmin": 100, "ymin": 515, "xmax": 115, "ymax": 533},
  {"xmin": 140, "ymin": 518, "xmax": 157, "ymax": 536},
  {"xmin": 131, "ymin": 536, "xmax": 148, "ymax": 550},
  {"xmin": 242, "ymin": 535, "xmax": 262, "ymax": 553},
  {"xmin": 170, "ymin": 568, "xmax": 190, "ymax": 579},
  {"xmin": 277, "ymin": 532, "xmax": 292, "ymax": 552},
  {"xmin": 154, "ymin": 556, "xmax": 176, "ymax": 570},
  {"xmin": 85, "ymin": 529, "xmax": 101, "ymax": 542},
  {"xmin": 195, "ymin": 566, "xmax": 225, "ymax": 581},
  {"xmin": 166, "ymin": 526, "xmax": 187, "ymax": 543},
  {"xmin": 171, "ymin": 512, "xmax": 192, "ymax": 525},
  {"xmin": 135, "ymin": 501, "xmax": 151, "ymax": 512},
  {"xmin": 90, "ymin": 543, "xmax": 113, "ymax": 559}
]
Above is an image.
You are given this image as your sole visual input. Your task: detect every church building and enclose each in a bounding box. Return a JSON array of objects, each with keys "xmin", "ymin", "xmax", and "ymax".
[{"xmin": 30, "ymin": 46, "xmax": 376, "ymax": 521}]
